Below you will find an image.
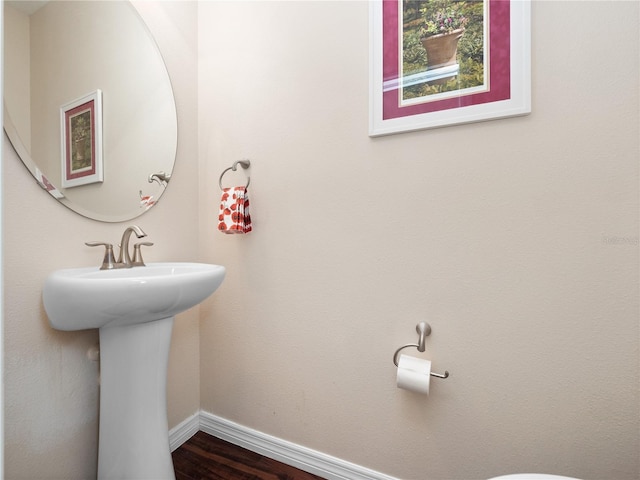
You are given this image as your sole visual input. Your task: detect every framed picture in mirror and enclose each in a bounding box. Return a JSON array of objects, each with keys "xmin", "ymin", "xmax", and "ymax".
[{"xmin": 60, "ymin": 89, "xmax": 103, "ymax": 188}]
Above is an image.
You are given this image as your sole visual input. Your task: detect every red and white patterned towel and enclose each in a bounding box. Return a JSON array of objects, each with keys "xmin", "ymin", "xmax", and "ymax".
[{"xmin": 218, "ymin": 187, "xmax": 252, "ymax": 234}]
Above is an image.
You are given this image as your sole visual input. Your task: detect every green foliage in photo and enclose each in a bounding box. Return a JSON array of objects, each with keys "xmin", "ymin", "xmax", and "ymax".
[{"xmin": 402, "ymin": 0, "xmax": 485, "ymax": 99}]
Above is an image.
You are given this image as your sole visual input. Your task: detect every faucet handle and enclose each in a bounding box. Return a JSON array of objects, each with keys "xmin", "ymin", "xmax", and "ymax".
[
  {"xmin": 132, "ymin": 242, "xmax": 154, "ymax": 267},
  {"xmin": 85, "ymin": 242, "xmax": 117, "ymax": 270}
]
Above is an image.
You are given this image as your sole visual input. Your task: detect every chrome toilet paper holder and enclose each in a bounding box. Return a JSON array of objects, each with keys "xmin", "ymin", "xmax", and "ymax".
[{"xmin": 393, "ymin": 322, "xmax": 449, "ymax": 379}]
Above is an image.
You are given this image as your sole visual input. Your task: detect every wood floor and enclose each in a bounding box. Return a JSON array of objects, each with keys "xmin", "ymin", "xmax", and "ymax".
[{"xmin": 172, "ymin": 431, "xmax": 327, "ymax": 480}]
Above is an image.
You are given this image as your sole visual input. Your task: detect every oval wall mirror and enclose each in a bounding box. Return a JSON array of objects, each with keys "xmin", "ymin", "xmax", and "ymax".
[{"xmin": 3, "ymin": 0, "xmax": 177, "ymax": 222}]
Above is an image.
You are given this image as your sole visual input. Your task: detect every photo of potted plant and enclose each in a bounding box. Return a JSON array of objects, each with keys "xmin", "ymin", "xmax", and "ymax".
[
  {"xmin": 419, "ymin": 0, "xmax": 469, "ymax": 71},
  {"xmin": 70, "ymin": 112, "xmax": 91, "ymax": 171}
]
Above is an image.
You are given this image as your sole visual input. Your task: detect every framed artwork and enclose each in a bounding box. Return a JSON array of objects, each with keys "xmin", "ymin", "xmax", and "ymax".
[
  {"xmin": 369, "ymin": 0, "xmax": 531, "ymax": 136},
  {"xmin": 60, "ymin": 90, "xmax": 103, "ymax": 187}
]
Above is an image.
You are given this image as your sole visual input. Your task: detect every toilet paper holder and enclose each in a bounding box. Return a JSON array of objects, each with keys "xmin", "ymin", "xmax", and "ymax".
[{"xmin": 393, "ymin": 322, "xmax": 449, "ymax": 379}]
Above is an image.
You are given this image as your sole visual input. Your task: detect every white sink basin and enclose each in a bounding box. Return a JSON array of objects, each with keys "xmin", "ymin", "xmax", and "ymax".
[
  {"xmin": 43, "ymin": 261, "xmax": 226, "ymax": 479},
  {"xmin": 43, "ymin": 262, "xmax": 226, "ymax": 330}
]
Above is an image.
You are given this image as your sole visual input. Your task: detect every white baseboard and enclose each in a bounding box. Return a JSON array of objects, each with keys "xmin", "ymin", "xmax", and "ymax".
[
  {"xmin": 168, "ymin": 412, "xmax": 200, "ymax": 452},
  {"xmin": 169, "ymin": 410, "xmax": 398, "ymax": 480}
]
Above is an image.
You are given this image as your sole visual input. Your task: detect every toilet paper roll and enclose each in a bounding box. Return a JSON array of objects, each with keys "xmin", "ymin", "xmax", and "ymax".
[{"xmin": 396, "ymin": 354, "xmax": 431, "ymax": 394}]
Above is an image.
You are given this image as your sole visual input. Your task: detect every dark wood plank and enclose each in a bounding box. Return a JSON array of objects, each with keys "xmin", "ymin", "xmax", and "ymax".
[{"xmin": 172, "ymin": 431, "xmax": 327, "ymax": 480}]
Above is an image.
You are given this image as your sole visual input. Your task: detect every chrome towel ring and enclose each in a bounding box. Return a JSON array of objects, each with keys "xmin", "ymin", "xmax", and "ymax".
[{"xmin": 219, "ymin": 159, "xmax": 251, "ymax": 190}]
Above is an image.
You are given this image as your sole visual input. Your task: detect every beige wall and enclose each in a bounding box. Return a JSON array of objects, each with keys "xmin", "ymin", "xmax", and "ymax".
[
  {"xmin": 2, "ymin": 1, "xmax": 638, "ymax": 480},
  {"xmin": 197, "ymin": 1, "xmax": 638, "ymax": 480},
  {"xmin": 3, "ymin": 3, "xmax": 30, "ymax": 149},
  {"xmin": 3, "ymin": 2, "xmax": 199, "ymax": 478}
]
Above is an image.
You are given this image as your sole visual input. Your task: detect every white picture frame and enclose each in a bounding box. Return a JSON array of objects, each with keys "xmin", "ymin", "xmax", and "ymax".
[
  {"xmin": 60, "ymin": 89, "xmax": 103, "ymax": 187},
  {"xmin": 369, "ymin": 0, "xmax": 531, "ymax": 137}
]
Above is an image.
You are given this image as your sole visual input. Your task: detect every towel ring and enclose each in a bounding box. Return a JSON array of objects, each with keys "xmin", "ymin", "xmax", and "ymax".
[
  {"xmin": 219, "ymin": 160, "xmax": 251, "ymax": 190},
  {"xmin": 393, "ymin": 322, "xmax": 449, "ymax": 379}
]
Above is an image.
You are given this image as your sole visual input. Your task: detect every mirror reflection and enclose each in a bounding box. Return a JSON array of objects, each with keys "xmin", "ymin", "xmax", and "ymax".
[{"xmin": 3, "ymin": 0, "xmax": 177, "ymax": 222}]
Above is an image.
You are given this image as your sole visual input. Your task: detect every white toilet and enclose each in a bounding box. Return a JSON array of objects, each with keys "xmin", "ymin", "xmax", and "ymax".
[{"xmin": 489, "ymin": 475, "xmax": 580, "ymax": 480}]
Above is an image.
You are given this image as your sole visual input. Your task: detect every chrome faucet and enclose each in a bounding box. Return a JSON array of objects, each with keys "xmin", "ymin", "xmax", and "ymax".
[
  {"xmin": 86, "ymin": 226, "xmax": 153, "ymax": 269},
  {"xmin": 148, "ymin": 171, "xmax": 171, "ymax": 186},
  {"xmin": 117, "ymin": 225, "xmax": 147, "ymax": 267}
]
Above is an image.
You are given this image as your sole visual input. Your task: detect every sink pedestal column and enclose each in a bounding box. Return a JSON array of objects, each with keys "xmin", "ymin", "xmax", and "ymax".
[{"xmin": 98, "ymin": 316, "xmax": 176, "ymax": 480}]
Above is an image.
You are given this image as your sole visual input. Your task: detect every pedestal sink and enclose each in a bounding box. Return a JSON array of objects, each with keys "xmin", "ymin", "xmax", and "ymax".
[{"xmin": 43, "ymin": 262, "xmax": 226, "ymax": 480}]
